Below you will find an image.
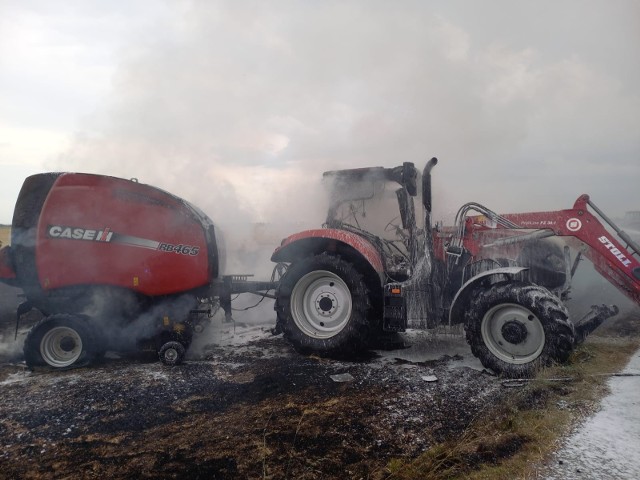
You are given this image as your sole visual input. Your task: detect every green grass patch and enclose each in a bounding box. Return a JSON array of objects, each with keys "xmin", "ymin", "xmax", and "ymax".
[{"xmin": 384, "ymin": 336, "xmax": 640, "ymax": 480}]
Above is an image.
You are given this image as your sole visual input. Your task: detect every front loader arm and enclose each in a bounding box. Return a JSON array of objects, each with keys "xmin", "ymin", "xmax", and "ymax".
[{"xmin": 468, "ymin": 195, "xmax": 640, "ymax": 306}]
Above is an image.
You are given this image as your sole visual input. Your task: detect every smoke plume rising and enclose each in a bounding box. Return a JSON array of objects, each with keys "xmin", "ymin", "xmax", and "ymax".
[
  {"xmin": 2, "ymin": 1, "xmax": 638, "ymax": 348},
  {"xmin": 49, "ymin": 2, "xmax": 638, "ymax": 233}
]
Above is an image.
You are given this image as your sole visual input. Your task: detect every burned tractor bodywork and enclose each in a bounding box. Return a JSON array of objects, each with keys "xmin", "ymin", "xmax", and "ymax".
[
  {"xmin": 272, "ymin": 159, "xmax": 640, "ymax": 377},
  {"xmin": 442, "ymin": 195, "xmax": 640, "ymax": 328},
  {"xmin": 272, "ymin": 162, "xmax": 428, "ymax": 354},
  {"xmin": 0, "ymin": 172, "xmax": 275, "ymax": 369}
]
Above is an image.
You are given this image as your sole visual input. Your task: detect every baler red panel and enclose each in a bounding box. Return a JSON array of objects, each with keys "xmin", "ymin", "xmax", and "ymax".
[
  {"xmin": 0, "ymin": 246, "xmax": 16, "ymax": 280},
  {"xmin": 35, "ymin": 174, "xmax": 211, "ymax": 296}
]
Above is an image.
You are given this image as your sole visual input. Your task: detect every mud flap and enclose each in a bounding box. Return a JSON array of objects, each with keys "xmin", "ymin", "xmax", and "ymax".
[
  {"xmin": 574, "ymin": 304, "xmax": 619, "ymax": 345},
  {"xmin": 14, "ymin": 300, "xmax": 33, "ymax": 340}
]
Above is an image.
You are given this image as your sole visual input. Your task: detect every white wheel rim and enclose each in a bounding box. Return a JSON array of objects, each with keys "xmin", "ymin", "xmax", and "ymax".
[
  {"xmin": 40, "ymin": 326, "xmax": 83, "ymax": 368},
  {"xmin": 290, "ymin": 270, "xmax": 353, "ymax": 339},
  {"xmin": 164, "ymin": 348, "xmax": 178, "ymax": 363},
  {"xmin": 480, "ymin": 303, "xmax": 545, "ymax": 364}
]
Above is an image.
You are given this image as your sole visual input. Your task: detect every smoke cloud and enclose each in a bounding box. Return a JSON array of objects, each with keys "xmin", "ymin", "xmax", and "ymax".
[
  {"xmin": 48, "ymin": 1, "xmax": 638, "ymax": 226},
  {"xmin": 2, "ymin": 1, "xmax": 638, "ymax": 333}
]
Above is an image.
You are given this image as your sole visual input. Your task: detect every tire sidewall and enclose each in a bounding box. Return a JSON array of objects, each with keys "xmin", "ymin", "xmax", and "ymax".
[
  {"xmin": 158, "ymin": 341, "xmax": 186, "ymax": 366},
  {"xmin": 465, "ymin": 282, "xmax": 573, "ymax": 377},
  {"xmin": 277, "ymin": 253, "xmax": 371, "ymax": 355},
  {"xmin": 24, "ymin": 314, "xmax": 95, "ymax": 369}
]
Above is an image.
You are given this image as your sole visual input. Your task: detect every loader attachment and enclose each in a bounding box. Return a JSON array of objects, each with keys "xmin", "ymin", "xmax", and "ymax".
[
  {"xmin": 458, "ymin": 194, "xmax": 640, "ymax": 308},
  {"xmin": 574, "ymin": 304, "xmax": 620, "ymax": 345}
]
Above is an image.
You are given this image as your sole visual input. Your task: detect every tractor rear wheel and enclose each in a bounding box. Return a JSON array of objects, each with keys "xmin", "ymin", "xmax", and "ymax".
[
  {"xmin": 24, "ymin": 314, "xmax": 95, "ymax": 369},
  {"xmin": 275, "ymin": 253, "xmax": 371, "ymax": 356},
  {"xmin": 464, "ymin": 281, "xmax": 575, "ymax": 378}
]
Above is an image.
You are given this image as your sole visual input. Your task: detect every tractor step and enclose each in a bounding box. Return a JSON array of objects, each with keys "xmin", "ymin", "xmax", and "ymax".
[{"xmin": 383, "ymin": 283, "xmax": 407, "ymax": 332}]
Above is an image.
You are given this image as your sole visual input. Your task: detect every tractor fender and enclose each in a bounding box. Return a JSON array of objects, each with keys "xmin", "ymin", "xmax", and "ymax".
[
  {"xmin": 448, "ymin": 267, "xmax": 528, "ymax": 325},
  {"xmin": 271, "ymin": 229, "xmax": 384, "ymax": 281}
]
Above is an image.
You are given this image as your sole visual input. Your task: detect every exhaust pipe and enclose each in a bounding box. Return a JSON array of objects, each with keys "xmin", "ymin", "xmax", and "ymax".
[
  {"xmin": 422, "ymin": 157, "xmax": 438, "ymax": 262},
  {"xmin": 422, "ymin": 157, "xmax": 438, "ymax": 215},
  {"xmin": 420, "ymin": 157, "xmax": 441, "ymax": 320}
]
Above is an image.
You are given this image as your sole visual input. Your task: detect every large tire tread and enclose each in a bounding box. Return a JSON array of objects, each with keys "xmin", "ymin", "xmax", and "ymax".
[
  {"xmin": 275, "ymin": 253, "xmax": 371, "ymax": 357},
  {"xmin": 465, "ymin": 281, "xmax": 575, "ymax": 378}
]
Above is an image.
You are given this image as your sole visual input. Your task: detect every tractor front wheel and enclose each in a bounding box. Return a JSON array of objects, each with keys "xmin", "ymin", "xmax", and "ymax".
[
  {"xmin": 465, "ymin": 281, "xmax": 575, "ymax": 378},
  {"xmin": 24, "ymin": 314, "xmax": 95, "ymax": 369},
  {"xmin": 275, "ymin": 253, "xmax": 371, "ymax": 356}
]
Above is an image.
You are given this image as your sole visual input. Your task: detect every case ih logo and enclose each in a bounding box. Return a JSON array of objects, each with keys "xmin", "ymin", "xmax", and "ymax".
[
  {"xmin": 599, "ymin": 235, "xmax": 632, "ymax": 267},
  {"xmin": 48, "ymin": 225, "xmax": 113, "ymax": 242},
  {"xmin": 47, "ymin": 224, "xmax": 200, "ymax": 256},
  {"xmin": 566, "ymin": 218, "xmax": 582, "ymax": 232}
]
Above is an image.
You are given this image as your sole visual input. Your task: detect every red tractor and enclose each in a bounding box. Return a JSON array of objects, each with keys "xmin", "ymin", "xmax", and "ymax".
[{"xmin": 271, "ymin": 159, "xmax": 640, "ymax": 377}]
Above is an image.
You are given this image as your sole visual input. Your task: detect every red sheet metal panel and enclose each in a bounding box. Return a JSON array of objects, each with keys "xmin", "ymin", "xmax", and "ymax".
[
  {"xmin": 33, "ymin": 173, "xmax": 213, "ymax": 296},
  {"xmin": 272, "ymin": 228, "xmax": 384, "ymax": 274}
]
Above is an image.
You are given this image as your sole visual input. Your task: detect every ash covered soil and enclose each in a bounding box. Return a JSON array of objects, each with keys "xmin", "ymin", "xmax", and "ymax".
[{"xmin": 0, "ymin": 308, "xmax": 506, "ymax": 480}]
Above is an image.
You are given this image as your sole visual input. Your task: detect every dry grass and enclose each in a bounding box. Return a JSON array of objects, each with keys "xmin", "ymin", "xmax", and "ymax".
[
  {"xmin": 384, "ymin": 334, "xmax": 640, "ymax": 480},
  {"xmin": 0, "ymin": 225, "xmax": 10, "ymax": 247}
]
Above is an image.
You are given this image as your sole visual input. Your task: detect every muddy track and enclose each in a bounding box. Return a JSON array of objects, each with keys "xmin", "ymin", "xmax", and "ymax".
[{"xmin": 0, "ymin": 324, "xmax": 505, "ymax": 479}]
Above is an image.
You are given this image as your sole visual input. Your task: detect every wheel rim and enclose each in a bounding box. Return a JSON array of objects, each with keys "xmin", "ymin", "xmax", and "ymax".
[
  {"xmin": 480, "ymin": 303, "xmax": 545, "ymax": 364},
  {"xmin": 193, "ymin": 323, "xmax": 205, "ymax": 334},
  {"xmin": 290, "ymin": 270, "xmax": 353, "ymax": 339},
  {"xmin": 164, "ymin": 348, "xmax": 178, "ymax": 363},
  {"xmin": 40, "ymin": 326, "xmax": 83, "ymax": 368}
]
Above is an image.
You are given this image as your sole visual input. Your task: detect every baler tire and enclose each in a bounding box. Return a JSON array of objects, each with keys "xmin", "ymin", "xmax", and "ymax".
[
  {"xmin": 23, "ymin": 314, "xmax": 95, "ymax": 370},
  {"xmin": 159, "ymin": 341, "xmax": 185, "ymax": 366},
  {"xmin": 464, "ymin": 281, "xmax": 575, "ymax": 378},
  {"xmin": 275, "ymin": 253, "xmax": 371, "ymax": 357}
]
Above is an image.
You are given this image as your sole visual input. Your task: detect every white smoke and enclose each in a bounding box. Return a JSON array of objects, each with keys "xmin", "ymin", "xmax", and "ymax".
[
  {"xmin": 0, "ymin": 329, "xmax": 24, "ymax": 361},
  {"xmin": 3, "ymin": 1, "xmax": 638, "ymax": 344},
  {"xmin": 48, "ymin": 2, "xmax": 638, "ymax": 224}
]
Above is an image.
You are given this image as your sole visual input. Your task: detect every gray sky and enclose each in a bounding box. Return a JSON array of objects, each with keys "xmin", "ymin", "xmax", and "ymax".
[{"xmin": 1, "ymin": 0, "xmax": 638, "ymax": 227}]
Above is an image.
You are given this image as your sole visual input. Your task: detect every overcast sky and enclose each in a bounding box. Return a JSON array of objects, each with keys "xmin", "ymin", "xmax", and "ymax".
[{"xmin": 1, "ymin": 0, "xmax": 638, "ymax": 228}]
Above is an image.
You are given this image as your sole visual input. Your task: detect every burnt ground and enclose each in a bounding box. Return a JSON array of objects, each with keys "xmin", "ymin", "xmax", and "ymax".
[
  {"xmin": 0, "ymin": 288, "xmax": 505, "ymax": 480},
  {"xmin": 1, "ymin": 282, "xmax": 637, "ymax": 480},
  {"xmin": 0, "ymin": 339, "xmax": 502, "ymax": 480}
]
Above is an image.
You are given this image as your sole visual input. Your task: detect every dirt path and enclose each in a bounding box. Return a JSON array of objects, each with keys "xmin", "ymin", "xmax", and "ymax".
[
  {"xmin": 0, "ymin": 323, "xmax": 504, "ymax": 479},
  {"xmin": 543, "ymin": 348, "xmax": 640, "ymax": 480}
]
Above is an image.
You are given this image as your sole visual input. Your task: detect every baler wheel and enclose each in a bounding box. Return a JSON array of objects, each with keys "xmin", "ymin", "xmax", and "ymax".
[
  {"xmin": 275, "ymin": 253, "xmax": 371, "ymax": 356},
  {"xmin": 158, "ymin": 341, "xmax": 185, "ymax": 366},
  {"xmin": 464, "ymin": 281, "xmax": 575, "ymax": 378},
  {"xmin": 24, "ymin": 314, "xmax": 94, "ymax": 369}
]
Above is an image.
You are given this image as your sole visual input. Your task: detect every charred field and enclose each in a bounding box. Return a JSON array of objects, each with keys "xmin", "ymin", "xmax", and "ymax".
[
  {"xmin": 0, "ymin": 321, "xmax": 503, "ymax": 479},
  {"xmin": 0, "ymin": 300, "xmax": 639, "ymax": 479}
]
